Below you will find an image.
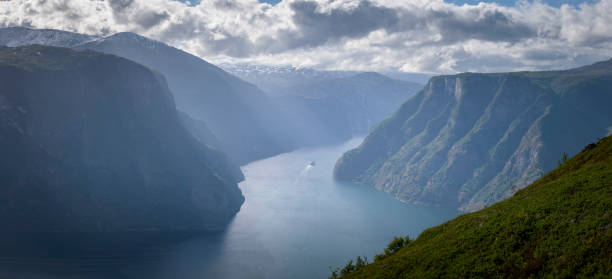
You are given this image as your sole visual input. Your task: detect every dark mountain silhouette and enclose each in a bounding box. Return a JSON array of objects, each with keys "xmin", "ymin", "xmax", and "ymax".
[
  {"xmin": 0, "ymin": 45, "xmax": 243, "ymax": 232},
  {"xmin": 75, "ymin": 32, "xmax": 295, "ymax": 165}
]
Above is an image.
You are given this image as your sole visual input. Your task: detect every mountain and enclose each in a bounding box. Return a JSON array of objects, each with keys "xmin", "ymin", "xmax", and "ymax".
[
  {"xmin": 0, "ymin": 27, "xmax": 427, "ymax": 164},
  {"xmin": 380, "ymin": 71, "xmax": 432, "ymax": 85},
  {"xmin": 74, "ymin": 32, "xmax": 296, "ymax": 165},
  {"xmin": 286, "ymin": 72, "xmax": 422, "ymax": 100},
  {"xmin": 224, "ymin": 62, "xmax": 424, "ymax": 145},
  {"xmin": 0, "ymin": 27, "xmax": 96, "ymax": 48},
  {"xmin": 273, "ymin": 72, "xmax": 423, "ymax": 145},
  {"xmin": 335, "ymin": 60, "xmax": 612, "ymax": 211},
  {"xmin": 220, "ymin": 63, "xmax": 357, "ymax": 97},
  {"xmin": 0, "ymin": 45, "xmax": 244, "ymax": 232},
  {"xmin": 178, "ymin": 111, "xmax": 244, "ymax": 182},
  {"xmin": 333, "ymin": 136, "xmax": 612, "ymax": 278},
  {"xmin": 221, "ymin": 63, "xmax": 428, "ymax": 97},
  {"xmin": 0, "ymin": 27, "xmax": 295, "ymax": 165}
]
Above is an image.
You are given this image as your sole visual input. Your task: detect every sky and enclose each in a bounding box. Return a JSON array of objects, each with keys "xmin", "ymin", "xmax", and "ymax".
[
  {"xmin": 445, "ymin": 0, "xmax": 599, "ymax": 7},
  {"xmin": 262, "ymin": 0, "xmax": 598, "ymax": 6},
  {"xmin": 1, "ymin": 0, "xmax": 611, "ymax": 74}
]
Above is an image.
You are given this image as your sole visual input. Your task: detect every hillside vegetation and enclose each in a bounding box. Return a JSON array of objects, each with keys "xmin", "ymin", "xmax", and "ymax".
[{"xmin": 334, "ymin": 136, "xmax": 612, "ymax": 278}]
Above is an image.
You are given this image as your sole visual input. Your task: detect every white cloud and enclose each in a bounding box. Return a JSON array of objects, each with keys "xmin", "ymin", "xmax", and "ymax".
[{"xmin": 0, "ymin": 0, "xmax": 611, "ymax": 73}]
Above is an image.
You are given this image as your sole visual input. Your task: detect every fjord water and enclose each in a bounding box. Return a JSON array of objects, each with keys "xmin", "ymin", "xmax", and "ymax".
[
  {"xmin": 0, "ymin": 138, "xmax": 457, "ymax": 279},
  {"xmin": 198, "ymin": 137, "xmax": 459, "ymax": 278}
]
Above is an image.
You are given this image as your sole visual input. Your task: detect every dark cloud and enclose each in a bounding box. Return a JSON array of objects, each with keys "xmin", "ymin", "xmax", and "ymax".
[
  {"xmin": 135, "ymin": 10, "xmax": 169, "ymax": 29},
  {"xmin": 107, "ymin": 0, "xmax": 167, "ymax": 30},
  {"xmin": 430, "ymin": 9, "xmax": 536, "ymax": 43},
  {"xmin": 158, "ymin": 19, "xmax": 255, "ymax": 57},
  {"xmin": 521, "ymin": 49, "xmax": 568, "ymax": 61},
  {"xmin": 212, "ymin": 0, "xmax": 244, "ymax": 10},
  {"xmin": 51, "ymin": 0, "xmax": 84, "ymax": 21},
  {"xmin": 251, "ymin": 1, "xmax": 536, "ymax": 54},
  {"xmin": 292, "ymin": 1, "xmax": 398, "ymax": 42},
  {"xmin": 1, "ymin": 0, "xmax": 609, "ymax": 73},
  {"xmin": 269, "ymin": 1, "xmax": 399, "ymax": 51},
  {"xmin": 108, "ymin": 0, "xmax": 135, "ymax": 13}
]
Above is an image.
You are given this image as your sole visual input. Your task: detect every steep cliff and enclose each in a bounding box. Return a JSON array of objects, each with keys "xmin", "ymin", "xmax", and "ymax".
[
  {"xmin": 0, "ymin": 27, "xmax": 295, "ymax": 165},
  {"xmin": 76, "ymin": 32, "xmax": 295, "ymax": 164},
  {"xmin": 0, "ymin": 45, "xmax": 244, "ymax": 232},
  {"xmin": 335, "ymin": 59, "xmax": 612, "ymax": 210}
]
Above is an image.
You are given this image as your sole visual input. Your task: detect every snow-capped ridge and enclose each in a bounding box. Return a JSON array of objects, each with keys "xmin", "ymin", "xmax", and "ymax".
[
  {"xmin": 0, "ymin": 27, "xmax": 165, "ymax": 52},
  {"xmin": 0, "ymin": 27, "xmax": 98, "ymax": 48},
  {"xmin": 89, "ymin": 32, "xmax": 164, "ymax": 50}
]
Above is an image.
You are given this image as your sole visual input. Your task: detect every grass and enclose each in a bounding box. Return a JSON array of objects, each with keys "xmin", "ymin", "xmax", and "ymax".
[{"xmin": 334, "ymin": 136, "xmax": 612, "ymax": 278}]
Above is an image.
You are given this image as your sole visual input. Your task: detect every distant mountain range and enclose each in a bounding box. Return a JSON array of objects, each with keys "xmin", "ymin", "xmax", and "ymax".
[
  {"xmin": 223, "ymin": 63, "xmax": 424, "ymax": 145},
  {"xmin": 0, "ymin": 27, "xmax": 422, "ymax": 165},
  {"xmin": 0, "ymin": 45, "xmax": 243, "ymax": 232},
  {"xmin": 273, "ymin": 72, "xmax": 423, "ymax": 145},
  {"xmin": 335, "ymin": 59, "xmax": 612, "ymax": 211},
  {"xmin": 221, "ymin": 63, "xmax": 429, "ymax": 97},
  {"xmin": 221, "ymin": 63, "xmax": 356, "ymax": 97}
]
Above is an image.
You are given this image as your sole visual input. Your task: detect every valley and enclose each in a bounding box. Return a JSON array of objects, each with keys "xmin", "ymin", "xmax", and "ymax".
[
  {"xmin": 0, "ymin": 138, "xmax": 458, "ymax": 279},
  {"xmin": 0, "ymin": 1, "xmax": 611, "ymax": 276}
]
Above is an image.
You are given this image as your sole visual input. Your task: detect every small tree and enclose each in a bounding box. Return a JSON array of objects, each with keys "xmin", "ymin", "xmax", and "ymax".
[
  {"xmin": 405, "ymin": 234, "xmax": 412, "ymax": 244},
  {"xmin": 328, "ymin": 267, "xmax": 340, "ymax": 279},
  {"xmin": 340, "ymin": 259, "xmax": 356, "ymax": 276},
  {"xmin": 558, "ymin": 152, "xmax": 568, "ymax": 167},
  {"xmin": 385, "ymin": 236, "xmax": 406, "ymax": 255},
  {"xmin": 355, "ymin": 256, "xmax": 368, "ymax": 269}
]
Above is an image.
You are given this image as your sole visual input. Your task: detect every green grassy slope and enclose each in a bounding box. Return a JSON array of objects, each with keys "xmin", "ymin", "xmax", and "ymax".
[{"xmin": 336, "ymin": 136, "xmax": 612, "ymax": 278}]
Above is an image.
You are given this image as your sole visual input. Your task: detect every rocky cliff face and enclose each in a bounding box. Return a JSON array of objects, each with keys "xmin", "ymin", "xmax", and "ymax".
[
  {"xmin": 75, "ymin": 32, "xmax": 296, "ymax": 165},
  {"xmin": 0, "ymin": 27, "xmax": 295, "ymax": 165},
  {"xmin": 335, "ymin": 60, "xmax": 612, "ymax": 211},
  {"xmin": 178, "ymin": 111, "xmax": 244, "ymax": 183},
  {"xmin": 0, "ymin": 46, "xmax": 244, "ymax": 232}
]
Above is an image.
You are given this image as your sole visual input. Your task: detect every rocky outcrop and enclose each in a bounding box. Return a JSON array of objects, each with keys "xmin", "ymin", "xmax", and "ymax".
[
  {"xmin": 0, "ymin": 45, "xmax": 244, "ymax": 232},
  {"xmin": 335, "ymin": 60, "xmax": 612, "ymax": 211},
  {"xmin": 76, "ymin": 32, "xmax": 295, "ymax": 164}
]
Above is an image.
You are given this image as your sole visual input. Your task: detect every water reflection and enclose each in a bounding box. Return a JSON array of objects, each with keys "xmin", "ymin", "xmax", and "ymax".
[
  {"xmin": 0, "ymin": 231, "xmax": 222, "ymax": 278},
  {"xmin": 0, "ymin": 138, "xmax": 459, "ymax": 279}
]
